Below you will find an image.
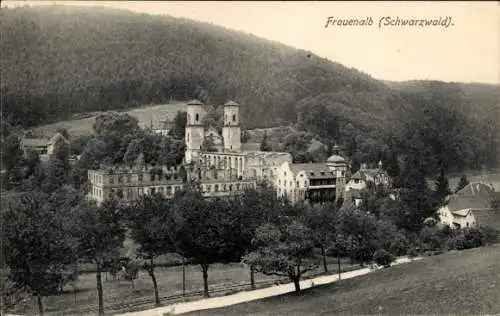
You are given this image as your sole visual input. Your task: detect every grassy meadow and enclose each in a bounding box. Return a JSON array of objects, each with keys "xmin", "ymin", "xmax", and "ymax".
[
  {"xmin": 186, "ymin": 244, "xmax": 500, "ymax": 316},
  {"xmin": 7, "ymin": 254, "xmax": 359, "ymax": 315}
]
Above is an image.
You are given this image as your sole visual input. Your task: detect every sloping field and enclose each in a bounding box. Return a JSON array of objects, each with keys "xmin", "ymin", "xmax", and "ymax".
[
  {"xmin": 186, "ymin": 244, "xmax": 500, "ymax": 315},
  {"xmin": 33, "ymin": 102, "xmax": 187, "ymax": 138}
]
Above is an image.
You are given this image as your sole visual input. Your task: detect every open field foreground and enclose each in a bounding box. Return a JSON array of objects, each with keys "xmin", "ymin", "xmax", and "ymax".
[
  {"xmin": 181, "ymin": 245, "xmax": 500, "ymax": 316},
  {"xmin": 6, "ymin": 256, "xmax": 358, "ymax": 315},
  {"xmin": 116, "ymin": 257, "xmax": 418, "ymax": 316}
]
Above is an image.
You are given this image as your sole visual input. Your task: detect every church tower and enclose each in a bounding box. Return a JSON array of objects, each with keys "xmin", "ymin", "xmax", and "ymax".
[
  {"xmin": 222, "ymin": 100, "xmax": 241, "ymax": 152},
  {"xmin": 185, "ymin": 100, "xmax": 206, "ymax": 163}
]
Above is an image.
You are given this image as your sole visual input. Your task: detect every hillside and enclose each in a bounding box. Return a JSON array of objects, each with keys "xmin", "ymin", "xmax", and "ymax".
[
  {"xmin": 1, "ymin": 5, "xmax": 394, "ymax": 130},
  {"xmin": 1, "ymin": 5, "xmax": 499, "ymax": 172},
  {"xmin": 186, "ymin": 245, "xmax": 500, "ymax": 315}
]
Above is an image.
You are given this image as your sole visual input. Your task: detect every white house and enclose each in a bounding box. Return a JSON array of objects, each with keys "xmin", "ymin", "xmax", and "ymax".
[
  {"xmin": 275, "ymin": 155, "xmax": 348, "ymax": 204},
  {"xmin": 438, "ymin": 182, "xmax": 500, "ymax": 230}
]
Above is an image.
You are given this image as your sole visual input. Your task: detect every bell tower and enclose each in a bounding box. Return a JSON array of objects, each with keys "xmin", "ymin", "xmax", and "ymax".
[
  {"xmin": 222, "ymin": 100, "xmax": 241, "ymax": 152},
  {"xmin": 185, "ymin": 100, "xmax": 206, "ymax": 163}
]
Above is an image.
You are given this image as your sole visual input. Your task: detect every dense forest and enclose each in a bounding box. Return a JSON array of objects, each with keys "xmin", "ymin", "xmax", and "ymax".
[{"xmin": 1, "ymin": 5, "xmax": 499, "ymax": 174}]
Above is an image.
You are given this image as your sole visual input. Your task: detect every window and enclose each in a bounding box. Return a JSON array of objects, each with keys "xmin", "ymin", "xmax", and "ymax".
[
  {"xmin": 166, "ymin": 186, "xmax": 172, "ymax": 195},
  {"xmin": 187, "ymin": 133, "xmax": 190, "ymax": 142},
  {"xmin": 232, "ymin": 114, "xmax": 236, "ymax": 122},
  {"xmin": 206, "ymin": 185, "xmax": 211, "ymax": 192},
  {"xmin": 284, "ymin": 171, "xmax": 287, "ymax": 176},
  {"xmin": 138, "ymin": 174, "xmax": 143, "ymax": 182},
  {"xmin": 289, "ymin": 181, "xmax": 292, "ymax": 187},
  {"xmin": 109, "ymin": 176, "xmax": 114, "ymax": 184},
  {"xmin": 150, "ymin": 174, "xmax": 155, "ymax": 181},
  {"xmin": 127, "ymin": 175, "xmax": 132, "ymax": 183},
  {"xmin": 118, "ymin": 175, "xmax": 123, "ymax": 183},
  {"xmin": 215, "ymin": 184, "xmax": 219, "ymax": 192},
  {"xmin": 296, "ymin": 181, "xmax": 299, "ymax": 187},
  {"xmin": 304, "ymin": 181, "xmax": 307, "ymax": 187},
  {"xmin": 195, "ymin": 113, "xmax": 199, "ymax": 121},
  {"xmin": 151, "ymin": 188, "xmax": 156, "ymax": 194}
]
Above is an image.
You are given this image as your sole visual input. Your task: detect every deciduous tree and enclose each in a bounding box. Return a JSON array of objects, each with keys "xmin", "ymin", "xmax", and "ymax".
[{"xmin": 243, "ymin": 219, "xmax": 318, "ymax": 292}]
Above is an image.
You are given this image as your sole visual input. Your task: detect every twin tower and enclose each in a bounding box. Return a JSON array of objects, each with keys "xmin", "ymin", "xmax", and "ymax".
[{"xmin": 184, "ymin": 100, "xmax": 241, "ymax": 163}]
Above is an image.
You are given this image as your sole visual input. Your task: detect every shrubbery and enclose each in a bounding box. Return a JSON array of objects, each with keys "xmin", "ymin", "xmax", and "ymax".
[{"xmin": 373, "ymin": 249, "xmax": 396, "ymax": 268}]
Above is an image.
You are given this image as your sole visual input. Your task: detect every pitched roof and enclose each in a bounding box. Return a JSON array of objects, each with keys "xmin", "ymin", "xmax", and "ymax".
[
  {"xmin": 187, "ymin": 99, "xmax": 204, "ymax": 106},
  {"xmin": 22, "ymin": 138, "xmax": 48, "ymax": 147},
  {"xmin": 456, "ymin": 182, "xmax": 495, "ymax": 198},
  {"xmin": 470, "ymin": 209, "xmax": 500, "ymax": 231},
  {"xmin": 244, "ymin": 151, "xmax": 292, "ymax": 166},
  {"xmin": 241, "ymin": 142, "xmax": 261, "ymax": 152},
  {"xmin": 290, "ymin": 163, "xmax": 334, "ymax": 179},
  {"xmin": 447, "ymin": 195, "xmax": 492, "ymax": 213},
  {"xmin": 47, "ymin": 132, "xmax": 69, "ymax": 145},
  {"xmin": 351, "ymin": 168, "xmax": 387, "ymax": 181},
  {"xmin": 224, "ymin": 100, "xmax": 239, "ymax": 106}
]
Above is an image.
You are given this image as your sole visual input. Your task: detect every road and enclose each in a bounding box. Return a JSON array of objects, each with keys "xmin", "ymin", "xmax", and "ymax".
[{"xmin": 115, "ymin": 257, "xmax": 422, "ymax": 316}]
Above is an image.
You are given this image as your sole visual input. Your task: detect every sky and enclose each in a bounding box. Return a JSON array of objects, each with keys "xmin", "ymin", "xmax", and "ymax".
[{"xmin": 3, "ymin": 1, "xmax": 500, "ymax": 84}]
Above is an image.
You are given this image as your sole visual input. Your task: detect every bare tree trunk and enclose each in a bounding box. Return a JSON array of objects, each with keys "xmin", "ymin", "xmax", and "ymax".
[
  {"xmin": 320, "ymin": 245, "xmax": 328, "ymax": 273},
  {"xmin": 337, "ymin": 250, "xmax": 341, "ymax": 279},
  {"xmin": 36, "ymin": 295, "xmax": 44, "ymax": 316},
  {"xmin": 292, "ymin": 277, "xmax": 301, "ymax": 292},
  {"xmin": 201, "ymin": 264, "xmax": 210, "ymax": 297},
  {"xmin": 147, "ymin": 258, "xmax": 161, "ymax": 306},
  {"xmin": 96, "ymin": 264, "xmax": 104, "ymax": 316},
  {"xmin": 250, "ymin": 265, "xmax": 256, "ymax": 290}
]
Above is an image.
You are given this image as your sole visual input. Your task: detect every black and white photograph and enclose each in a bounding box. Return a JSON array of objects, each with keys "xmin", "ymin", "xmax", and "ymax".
[{"xmin": 1, "ymin": 1, "xmax": 499, "ymax": 315}]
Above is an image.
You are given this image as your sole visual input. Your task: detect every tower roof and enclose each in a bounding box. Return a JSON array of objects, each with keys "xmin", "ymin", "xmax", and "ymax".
[
  {"xmin": 224, "ymin": 100, "xmax": 239, "ymax": 107},
  {"xmin": 187, "ymin": 99, "xmax": 204, "ymax": 106},
  {"xmin": 326, "ymin": 154, "xmax": 345, "ymax": 163}
]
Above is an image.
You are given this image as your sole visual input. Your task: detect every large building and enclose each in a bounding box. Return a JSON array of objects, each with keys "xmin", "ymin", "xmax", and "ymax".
[
  {"xmin": 275, "ymin": 151, "xmax": 348, "ymax": 204},
  {"xmin": 87, "ymin": 162, "xmax": 256, "ymax": 205},
  {"xmin": 87, "ymin": 99, "xmax": 349, "ymax": 205}
]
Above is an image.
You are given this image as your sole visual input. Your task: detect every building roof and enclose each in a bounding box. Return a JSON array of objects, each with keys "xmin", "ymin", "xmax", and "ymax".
[
  {"xmin": 350, "ymin": 168, "xmax": 386, "ymax": 181},
  {"xmin": 290, "ymin": 163, "xmax": 335, "ymax": 179},
  {"xmin": 326, "ymin": 154, "xmax": 346, "ymax": 163},
  {"xmin": 22, "ymin": 138, "xmax": 48, "ymax": 147},
  {"xmin": 241, "ymin": 143, "xmax": 261, "ymax": 152},
  {"xmin": 224, "ymin": 100, "xmax": 239, "ymax": 107},
  {"xmin": 244, "ymin": 151, "xmax": 292, "ymax": 166},
  {"xmin": 455, "ymin": 182, "xmax": 496, "ymax": 198},
  {"xmin": 47, "ymin": 132, "xmax": 69, "ymax": 145},
  {"xmin": 471, "ymin": 209, "xmax": 500, "ymax": 231},
  {"xmin": 187, "ymin": 99, "xmax": 204, "ymax": 106},
  {"xmin": 447, "ymin": 195, "xmax": 492, "ymax": 214},
  {"xmin": 446, "ymin": 182, "xmax": 498, "ymax": 214}
]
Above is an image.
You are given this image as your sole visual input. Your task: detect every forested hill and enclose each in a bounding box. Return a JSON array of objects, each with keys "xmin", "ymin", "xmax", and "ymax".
[
  {"xmin": 1, "ymin": 5, "xmax": 499, "ymax": 172},
  {"xmin": 1, "ymin": 5, "xmax": 395, "ymax": 129}
]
